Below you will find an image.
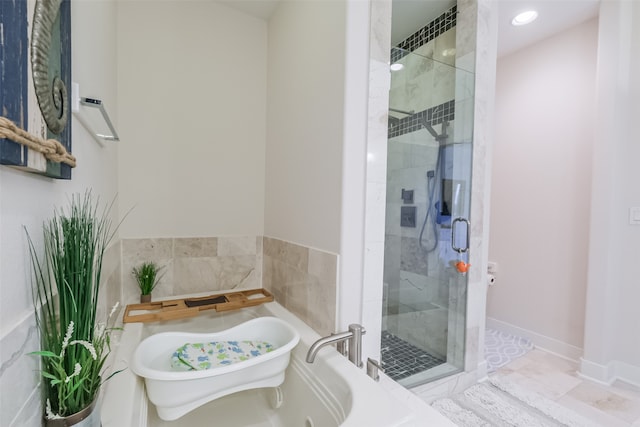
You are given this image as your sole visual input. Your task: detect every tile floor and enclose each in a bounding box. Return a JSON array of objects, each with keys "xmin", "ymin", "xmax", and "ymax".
[
  {"xmin": 381, "ymin": 331, "xmax": 445, "ymax": 381},
  {"xmin": 493, "ymin": 349, "xmax": 640, "ymax": 426}
]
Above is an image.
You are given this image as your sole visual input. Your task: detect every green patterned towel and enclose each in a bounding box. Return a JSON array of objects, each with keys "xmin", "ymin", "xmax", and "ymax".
[{"xmin": 171, "ymin": 340, "xmax": 276, "ymax": 371}]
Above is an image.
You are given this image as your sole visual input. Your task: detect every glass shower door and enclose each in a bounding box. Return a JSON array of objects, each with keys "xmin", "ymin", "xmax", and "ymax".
[{"xmin": 381, "ymin": 47, "xmax": 475, "ymax": 387}]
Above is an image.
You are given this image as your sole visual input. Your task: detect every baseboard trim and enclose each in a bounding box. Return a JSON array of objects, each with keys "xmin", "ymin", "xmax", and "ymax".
[
  {"xmin": 485, "ymin": 317, "xmax": 583, "ymax": 362},
  {"xmin": 579, "ymin": 358, "xmax": 640, "ymax": 388}
]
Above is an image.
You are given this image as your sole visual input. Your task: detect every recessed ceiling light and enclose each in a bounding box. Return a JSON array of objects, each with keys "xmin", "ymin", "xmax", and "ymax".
[
  {"xmin": 512, "ymin": 10, "xmax": 538, "ymax": 26},
  {"xmin": 390, "ymin": 63, "xmax": 404, "ymax": 71}
]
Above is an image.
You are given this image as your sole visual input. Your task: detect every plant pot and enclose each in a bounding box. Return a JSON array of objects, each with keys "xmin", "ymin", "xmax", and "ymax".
[
  {"xmin": 45, "ymin": 393, "xmax": 100, "ymax": 427},
  {"xmin": 140, "ymin": 293, "xmax": 152, "ymax": 303}
]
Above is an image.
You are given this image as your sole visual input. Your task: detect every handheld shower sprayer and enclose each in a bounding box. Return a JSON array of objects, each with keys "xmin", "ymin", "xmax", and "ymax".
[{"xmin": 418, "ymin": 120, "xmax": 449, "ymax": 252}]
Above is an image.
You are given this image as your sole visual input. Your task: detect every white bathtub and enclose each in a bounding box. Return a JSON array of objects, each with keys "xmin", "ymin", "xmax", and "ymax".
[{"xmin": 101, "ymin": 295, "xmax": 442, "ymax": 426}]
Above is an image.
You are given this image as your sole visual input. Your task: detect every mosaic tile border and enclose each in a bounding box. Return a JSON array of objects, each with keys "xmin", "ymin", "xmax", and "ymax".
[
  {"xmin": 391, "ymin": 4, "xmax": 457, "ymax": 63},
  {"xmin": 388, "ymin": 100, "xmax": 456, "ymax": 139}
]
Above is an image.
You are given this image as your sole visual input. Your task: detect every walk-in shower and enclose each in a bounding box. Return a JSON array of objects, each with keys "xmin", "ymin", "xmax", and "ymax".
[{"xmin": 381, "ymin": 45, "xmax": 475, "ymax": 388}]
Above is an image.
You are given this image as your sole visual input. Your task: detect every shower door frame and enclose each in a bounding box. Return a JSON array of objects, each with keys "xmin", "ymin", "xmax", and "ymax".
[{"xmin": 338, "ymin": 0, "xmax": 492, "ymax": 397}]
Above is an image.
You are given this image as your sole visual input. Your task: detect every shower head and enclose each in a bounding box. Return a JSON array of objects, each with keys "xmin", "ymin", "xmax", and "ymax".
[{"xmin": 389, "ymin": 107, "xmax": 414, "ymax": 117}]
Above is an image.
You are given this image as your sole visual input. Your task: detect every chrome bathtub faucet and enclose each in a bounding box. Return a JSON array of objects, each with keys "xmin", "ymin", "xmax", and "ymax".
[{"xmin": 306, "ymin": 324, "xmax": 366, "ymax": 368}]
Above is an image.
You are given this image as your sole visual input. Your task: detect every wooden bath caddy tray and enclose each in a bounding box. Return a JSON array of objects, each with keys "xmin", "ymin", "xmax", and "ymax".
[{"xmin": 123, "ymin": 289, "xmax": 274, "ymax": 323}]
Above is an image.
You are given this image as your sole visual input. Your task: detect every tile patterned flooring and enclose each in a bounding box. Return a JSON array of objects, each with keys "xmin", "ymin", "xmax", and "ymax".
[
  {"xmin": 493, "ymin": 349, "xmax": 640, "ymax": 426},
  {"xmin": 380, "ymin": 327, "xmax": 640, "ymax": 425},
  {"xmin": 381, "ymin": 331, "xmax": 445, "ymax": 381}
]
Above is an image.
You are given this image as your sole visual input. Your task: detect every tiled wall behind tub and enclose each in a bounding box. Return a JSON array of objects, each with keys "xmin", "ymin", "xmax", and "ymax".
[
  {"xmin": 262, "ymin": 237, "xmax": 338, "ymax": 337},
  {"xmin": 98, "ymin": 241, "xmax": 122, "ymax": 317},
  {"xmin": 121, "ymin": 236, "xmax": 262, "ymax": 305}
]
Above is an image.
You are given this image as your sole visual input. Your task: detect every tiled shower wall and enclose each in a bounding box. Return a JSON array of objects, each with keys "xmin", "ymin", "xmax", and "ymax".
[{"xmin": 115, "ymin": 236, "xmax": 337, "ymax": 337}]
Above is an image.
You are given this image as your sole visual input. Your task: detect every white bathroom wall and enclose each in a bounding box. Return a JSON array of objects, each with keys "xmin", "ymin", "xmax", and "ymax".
[
  {"xmin": 488, "ymin": 19, "xmax": 598, "ymax": 359},
  {"xmin": 581, "ymin": 0, "xmax": 640, "ymax": 386},
  {"xmin": 116, "ymin": 2, "xmax": 267, "ymax": 239},
  {"xmin": 0, "ymin": 1, "xmax": 119, "ymax": 425},
  {"xmin": 264, "ymin": 0, "xmax": 346, "ymax": 254}
]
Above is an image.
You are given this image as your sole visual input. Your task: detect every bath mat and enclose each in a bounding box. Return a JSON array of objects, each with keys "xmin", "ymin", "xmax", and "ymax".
[
  {"xmin": 432, "ymin": 376, "xmax": 600, "ymax": 427},
  {"xmin": 484, "ymin": 328, "xmax": 533, "ymax": 373},
  {"xmin": 172, "ymin": 340, "xmax": 276, "ymax": 371}
]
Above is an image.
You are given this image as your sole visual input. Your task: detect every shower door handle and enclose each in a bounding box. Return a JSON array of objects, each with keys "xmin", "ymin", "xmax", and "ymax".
[{"xmin": 451, "ymin": 217, "xmax": 470, "ymax": 253}]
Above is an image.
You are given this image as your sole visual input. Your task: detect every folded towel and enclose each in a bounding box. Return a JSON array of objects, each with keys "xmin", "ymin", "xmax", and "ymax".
[{"xmin": 171, "ymin": 340, "xmax": 277, "ymax": 371}]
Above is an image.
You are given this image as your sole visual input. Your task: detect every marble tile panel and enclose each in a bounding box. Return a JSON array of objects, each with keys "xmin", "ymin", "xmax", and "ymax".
[
  {"xmin": 0, "ymin": 315, "xmax": 41, "ymax": 427},
  {"xmin": 121, "ymin": 238, "xmax": 174, "ymax": 303},
  {"xmin": 10, "ymin": 387, "xmax": 41, "ymax": 427},
  {"xmin": 393, "ymin": 308, "xmax": 448, "ymax": 357},
  {"xmin": 363, "ymin": 240, "xmax": 385, "ymax": 301},
  {"xmin": 434, "ymin": 28, "xmax": 457, "ymax": 66},
  {"xmin": 173, "ymin": 255, "xmax": 258, "ymax": 295},
  {"xmin": 365, "ymin": 182, "xmax": 387, "ymax": 244},
  {"xmin": 122, "ymin": 237, "xmax": 173, "ymax": 260},
  {"xmin": 172, "ymin": 257, "xmax": 221, "ymax": 294},
  {"xmin": 400, "ymin": 237, "xmax": 429, "ymax": 275},
  {"xmin": 306, "ymin": 280, "xmax": 336, "ymax": 338},
  {"xmin": 464, "ymin": 325, "xmax": 480, "ymax": 371},
  {"xmin": 522, "ymin": 348, "xmax": 579, "ymax": 374},
  {"xmin": 412, "ymin": 40, "xmax": 436, "ymax": 68},
  {"xmin": 406, "ymin": 45, "xmax": 435, "ymax": 81},
  {"xmin": 432, "ymin": 62, "xmax": 457, "ymax": 107},
  {"xmin": 499, "ymin": 368, "xmax": 583, "ymax": 401},
  {"xmin": 105, "ymin": 262, "xmax": 122, "ymax": 315},
  {"xmin": 262, "ymin": 238, "xmax": 337, "ymax": 336},
  {"xmin": 567, "ymin": 381, "xmax": 640, "ymax": 423},
  {"xmin": 263, "ymin": 237, "xmax": 309, "ymax": 272},
  {"xmin": 283, "ymin": 276, "xmax": 311, "ymax": 325},
  {"xmin": 97, "ymin": 241, "xmax": 121, "ymax": 318},
  {"xmin": 368, "ymin": 58, "xmax": 392, "ymax": 138},
  {"xmin": 123, "ymin": 259, "xmax": 174, "ymax": 304},
  {"xmin": 307, "ymin": 248, "xmax": 338, "ymax": 286},
  {"xmin": 556, "ymin": 393, "xmax": 630, "ymax": 427},
  {"xmin": 369, "ymin": 0, "xmax": 392, "ymax": 63},
  {"xmin": 262, "ymin": 256, "xmax": 286, "ymax": 304},
  {"xmin": 305, "ymin": 300, "xmax": 335, "ymax": 337},
  {"xmin": 456, "ymin": 0, "xmax": 477, "ymax": 63},
  {"xmin": 173, "ymin": 237, "xmax": 217, "ymax": 258},
  {"xmin": 217, "ymin": 236, "xmax": 257, "ymax": 256}
]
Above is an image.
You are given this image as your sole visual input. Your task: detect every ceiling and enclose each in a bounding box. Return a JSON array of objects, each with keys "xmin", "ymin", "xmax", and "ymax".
[
  {"xmin": 219, "ymin": 0, "xmax": 600, "ymax": 58},
  {"xmin": 496, "ymin": 0, "xmax": 599, "ymax": 57}
]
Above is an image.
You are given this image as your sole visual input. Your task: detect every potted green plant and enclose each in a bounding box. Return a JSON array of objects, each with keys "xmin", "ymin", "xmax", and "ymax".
[
  {"xmin": 132, "ymin": 261, "xmax": 164, "ymax": 303},
  {"xmin": 26, "ymin": 192, "xmax": 122, "ymax": 426}
]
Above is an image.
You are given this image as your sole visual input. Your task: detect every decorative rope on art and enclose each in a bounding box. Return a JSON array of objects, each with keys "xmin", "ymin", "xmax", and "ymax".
[{"xmin": 0, "ymin": 117, "xmax": 76, "ymax": 167}]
